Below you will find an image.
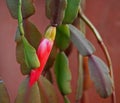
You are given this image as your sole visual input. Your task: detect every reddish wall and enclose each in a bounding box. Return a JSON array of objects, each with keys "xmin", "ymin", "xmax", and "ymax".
[
  {"xmin": 0, "ymin": 0, "xmax": 120, "ymax": 103},
  {"xmin": 85, "ymin": 0, "xmax": 120, "ymax": 103}
]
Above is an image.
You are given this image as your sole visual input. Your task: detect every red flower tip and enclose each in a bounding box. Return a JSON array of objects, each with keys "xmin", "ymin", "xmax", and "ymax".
[
  {"xmin": 29, "ymin": 26, "xmax": 56, "ymax": 86},
  {"xmin": 29, "ymin": 39, "xmax": 53, "ymax": 86}
]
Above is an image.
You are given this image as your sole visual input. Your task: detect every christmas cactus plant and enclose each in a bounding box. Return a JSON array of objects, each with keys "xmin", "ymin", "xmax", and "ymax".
[{"xmin": 0, "ymin": 0, "xmax": 116, "ymax": 103}]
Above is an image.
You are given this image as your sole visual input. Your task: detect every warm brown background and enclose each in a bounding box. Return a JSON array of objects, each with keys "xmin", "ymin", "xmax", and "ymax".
[{"xmin": 0, "ymin": 0, "xmax": 120, "ymax": 103}]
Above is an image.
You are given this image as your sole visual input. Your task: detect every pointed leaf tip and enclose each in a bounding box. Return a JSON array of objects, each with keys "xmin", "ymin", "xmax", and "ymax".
[
  {"xmin": 15, "ymin": 35, "xmax": 40, "ymax": 75},
  {"xmin": 22, "ymin": 36, "xmax": 40, "ymax": 69},
  {"xmin": 23, "ymin": 20, "xmax": 42, "ymax": 49},
  {"xmin": 54, "ymin": 52, "xmax": 72, "ymax": 95}
]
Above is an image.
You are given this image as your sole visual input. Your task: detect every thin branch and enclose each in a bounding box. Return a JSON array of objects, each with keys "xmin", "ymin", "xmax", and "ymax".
[
  {"xmin": 76, "ymin": 54, "xmax": 84, "ymax": 103},
  {"xmin": 73, "ymin": 17, "xmax": 85, "ymax": 103},
  {"xmin": 18, "ymin": 0, "xmax": 25, "ymax": 36}
]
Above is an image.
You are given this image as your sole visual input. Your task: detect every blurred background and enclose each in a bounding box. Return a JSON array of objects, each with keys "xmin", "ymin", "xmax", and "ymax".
[{"xmin": 0, "ymin": 0, "xmax": 120, "ymax": 103}]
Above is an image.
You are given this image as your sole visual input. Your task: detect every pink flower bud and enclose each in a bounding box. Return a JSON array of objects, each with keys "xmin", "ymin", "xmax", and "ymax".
[
  {"xmin": 29, "ymin": 26, "xmax": 56, "ymax": 86},
  {"xmin": 29, "ymin": 39, "xmax": 53, "ymax": 86}
]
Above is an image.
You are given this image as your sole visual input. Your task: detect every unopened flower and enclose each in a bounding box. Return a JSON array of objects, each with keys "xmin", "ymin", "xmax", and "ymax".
[{"xmin": 29, "ymin": 26, "xmax": 56, "ymax": 86}]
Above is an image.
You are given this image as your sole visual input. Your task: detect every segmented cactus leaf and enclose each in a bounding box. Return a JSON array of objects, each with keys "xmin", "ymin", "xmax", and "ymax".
[
  {"xmin": 88, "ymin": 55, "xmax": 113, "ymax": 98},
  {"xmin": 69, "ymin": 24, "xmax": 95, "ymax": 56}
]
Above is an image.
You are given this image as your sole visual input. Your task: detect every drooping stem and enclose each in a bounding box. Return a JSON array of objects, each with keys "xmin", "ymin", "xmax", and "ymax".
[
  {"xmin": 79, "ymin": 9, "xmax": 102, "ymax": 41},
  {"xmin": 100, "ymin": 42, "xmax": 114, "ymax": 81},
  {"xmin": 76, "ymin": 54, "xmax": 84, "ymax": 103},
  {"xmin": 79, "ymin": 8, "xmax": 116, "ymax": 103},
  {"xmin": 79, "ymin": 8, "xmax": 113, "ymax": 81},
  {"xmin": 18, "ymin": 0, "xmax": 25, "ymax": 36},
  {"xmin": 73, "ymin": 16, "xmax": 85, "ymax": 103}
]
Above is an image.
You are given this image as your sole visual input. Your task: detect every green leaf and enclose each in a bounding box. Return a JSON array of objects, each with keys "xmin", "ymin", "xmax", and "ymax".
[
  {"xmin": 15, "ymin": 77, "xmax": 41, "ymax": 103},
  {"xmin": 55, "ymin": 24, "xmax": 70, "ymax": 50},
  {"xmin": 15, "ymin": 20, "xmax": 42, "ymax": 75},
  {"xmin": 63, "ymin": 0, "xmax": 80, "ymax": 24},
  {"xmin": 15, "ymin": 35, "xmax": 40, "ymax": 75},
  {"xmin": 76, "ymin": 55, "xmax": 84, "ymax": 101},
  {"xmin": 6, "ymin": 0, "xmax": 35, "ymax": 19},
  {"xmin": 0, "ymin": 79, "xmax": 10, "ymax": 103},
  {"xmin": 69, "ymin": 24, "xmax": 95, "ymax": 56},
  {"xmin": 16, "ymin": 40, "xmax": 30, "ymax": 75},
  {"xmin": 54, "ymin": 52, "xmax": 72, "ymax": 95},
  {"xmin": 22, "ymin": 36, "xmax": 40, "ymax": 69},
  {"xmin": 88, "ymin": 55, "xmax": 113, "ymax": 98},
  {"xmin": 45, "ymin": 0, "xmax": 67, "ymax": 25},
  {"xmin": 38, "ymin": 76, "xmax": 58, "ymax": 103}
]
